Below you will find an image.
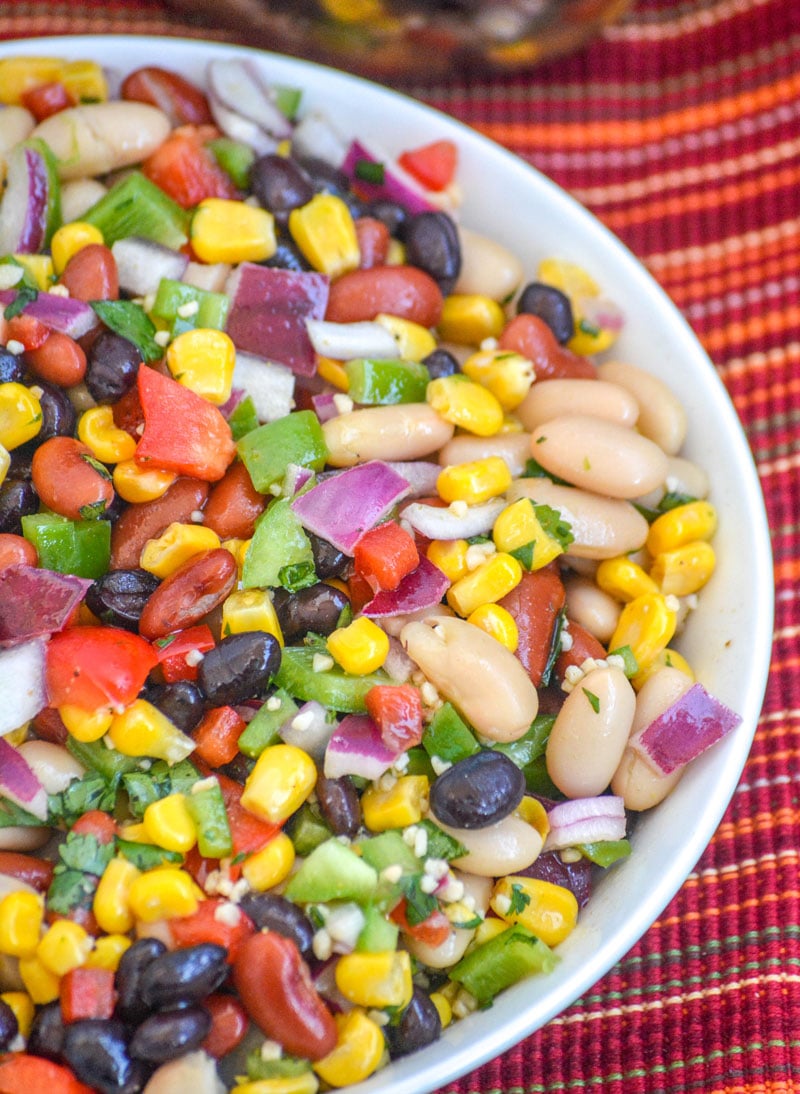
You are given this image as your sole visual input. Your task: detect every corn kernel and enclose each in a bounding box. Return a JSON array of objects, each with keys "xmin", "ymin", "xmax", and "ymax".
[
  {"xmin": 289, "ymin": 193, "xmax": 360, "ymax": 278},
  {"xmin": 139, "ymin": 521, "xmax": 221, "ymax": 579},
  {"xmin": 361, "ymin": 774, "xmax": 429, "ymax": 831},
  {"xmin": 447, "ymin": 551, "xmax": 522, "ymax": 617},
  {"xmin": 427, "ymin": 374, "xmax": 504, "ymax": 437},
  {"xmin": 113, "ymin": 459, "xmax": 177, "ymax": 504},
  {"xmin": 490, "ymin": 875, "xmax": 578, "ymax": 946},
  {"xmin": 437, "ymin": 456, "xmax": 511, "ymax": 506},
  {"xmin": 37, "ymin": 920, "xmax": 92, "ymax": 976},
  {"xmin": 58, "ymin": 702, "xmax": 114, "ymax": 743},
  {"xmin": 128, "ymin": 867, "xmax": 202, "ymax": 923},
  {"xmin": 492, "ymin": 497, "xmax": 565, "ymax": 570},
  {"xmin": 0, "ymin": 382, "xmax": 42, "ymax": 450},
  {"xmin": 13, "ymin": 254, "xmax": 54, "ymax": 290},
  {"xmin": 646, "ymin": 500, "xmax": 718, "ymax": 557},
  {"xmin": 108, "ymin": 699, "xmax": 196, "ymax": 764},
  {"xmin": 335, "ymin": 950, "xmax": 413, "ymax": 1009},
  {"xmin": 234, "ymin": 1076, "xmax": 319, "ymax": 1094},
  {"xmin": 426, "ymin": 537, "xmax": 469, "ymax": 582},
  {"xmin": 650, "ymin": 540, "xmax": 716, "ymax": 597},
  {"xmin": 61, "ymin": 59, "xmax": 108, "ymax": 102},
  {"xmin": 166, "ymin": 327, "xmax": 236, "ymax": 406},
  {"xmin": 631, "ymin": 647, "xmax": 695, "ymax": 691},
  {"xmin": 222, "ymin": 587, "xmax": 284, "ymax": 646},
  {"xmin": 117, "ymin": 822, "xmax": 149, "ymax": 843},
  {"xmin": 517, "ymin": 796, "xmax": 550, "ymax": 839},
  {"xmin": 608, "ymin": 592, "xmax": 677, "ymax": 672},
  {"xmin": 77, "ymin": 404, "xmax": 137, "ymax": 464},
  {"xmin": 429, "ymin": 990, "xmax": 452, "ymax": 1027},
  {"xmin": 313, "ymin": 1008, "xmax": 386, "ymax": 1088},
  {"xmin": 241, "ymin": 831, "xmax": 296, "ymax": 891},
  {"xmin": 0, "ymin": 891, "xmax": 44, "ymax": 958},
  {"xmin": 84, "ymin": 934, "xmax": 132, "ymax": 972},
  {"xmin": 0, "ymin": 56, "xmax": 64, "ymax": 103},
  {"xmin": 596, "ymin": 555, "xmax": 660, "ymax": 603},
  {"xmin": 17, "ymin": 955, "xmax": 60, "ymax": 1004},
  {"xmin": 51, "ymin": 221, "xmax": 105, "ymax": 275},
  {"xmin": 461, "ymin": 347, "xmax": 535, "ymax": 411},
  {"xmin": 1, "ymin": 991, "xmax": 34, "ymax": 1038},
  {"xmin": 437, "ymin": 294, "xmax": 506, "ymax": 346},
  {"xmin": 327, "ymin": 616, "xmax": 389, "ymax": 675},
  {"xmin": 191, "ymin": 198, "xmax": 276, "ymax": 265},
  {"xmin": 374, "ymin": 313, "xmax": 437, "ymax": 361},
  {"xmin": 241, "ymin": 743, "xmax": 317, "ymax": 824},
  {"xmin": 143, "ymin": 793, "xmax": 197, "ymax": 854},
  {"xmin": 316, "ymin": 356, "xmax": 350, "ymax": 391},
  {"xmin": 467, "ymin": 603, "xmax": 519, "ymax": 652}
]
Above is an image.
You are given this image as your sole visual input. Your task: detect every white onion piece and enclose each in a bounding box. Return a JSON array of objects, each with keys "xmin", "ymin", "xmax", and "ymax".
[
  {"xmin": 305, "ymin": 319, "xmax": 398, "ymax": 361},
  {"xmin": 543, "ymin": 795, "xmax": 627, "ymax": 852},
  {"xmin": 232, "ymin": 351, "xmax": 295, "ymax": 423},
  {"xmin": 290, "ymin": 108, "xmax": 350, "ymax": 168},
  {"xmin": 385, "ymin": 460, "xmax": 441, "ymax": 499},
  {"xmin": 206, "ymin": 93, "xmax": 277, "ymax": 157},
  {"xmin": 401, "ymin": 497, "xmax": 506, "ymax": 541},
  {"xmin": 0, "ymin": 637, "xmax": 47, "ymax": 739},
  {"xmin": 207, "ymin": 59, "xmax": 292, "ymax": 141},
  {"xmin": 278, "ymin": 701, "xmax": 334, "ymax": 763},
  {"xmin": 112, "ymin": 236, "xmax": 189, "ymax": 297}
]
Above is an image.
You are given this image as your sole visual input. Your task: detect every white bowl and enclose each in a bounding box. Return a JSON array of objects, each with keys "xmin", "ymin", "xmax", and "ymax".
[{"xmin": 0, "ymin": 34, "xmax": 774, "ymax": 1094}]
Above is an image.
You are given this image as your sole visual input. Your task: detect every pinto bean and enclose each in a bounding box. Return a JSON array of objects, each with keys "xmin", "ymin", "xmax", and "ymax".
[
  {"xmin": 110, "ymin": 477, "xmax": 209, "ymax": 569},
  {"xmin": 32, "ymin": 101, "xmax": 171, "ymax": 180},
  {"xmin": 437, "ymin": 430, "xmax": 532, "ymax": 477},
  {"xmin": 138, "ymin": 548, "xmax": 237, "ymax": 640},
  {"xmin": 59, "ymin": 243, "xmax": 119, "ymax": 302},
  {"xmin": 25, "ymin": 331, "xmax": 87, "ymax": 387},
  {"xmin": 454, "ymin": 225, "xmax": 524, "ymax": 302},
  {"xmin": 325, "ymin": 265, "xmax": 443, "ymax": 327},
  {"xmin": 598, "ymin": 359, "xmax": 688, "ymax": 455},
  {"xmin": 323, "ymin": 403, "xmax": 454, "ymax": 467},
  {"xmin": 31, "ymin": 436, "xmax": 114, "ymax": 521},
  {"xmin": 517, "ymin": 378, "xmax": 639, "ymax": 432}
]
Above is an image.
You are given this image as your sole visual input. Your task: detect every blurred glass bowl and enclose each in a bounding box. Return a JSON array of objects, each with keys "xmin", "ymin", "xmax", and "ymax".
[{"xmin": 163, "ymin": 0, "xmax": 633, "ymax": 80}]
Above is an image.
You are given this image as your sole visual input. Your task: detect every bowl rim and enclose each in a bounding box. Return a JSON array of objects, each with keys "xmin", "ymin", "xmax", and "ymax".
[{"xmin": 0, "ymin": 34, "xmax": 776, "ymax": 1094}]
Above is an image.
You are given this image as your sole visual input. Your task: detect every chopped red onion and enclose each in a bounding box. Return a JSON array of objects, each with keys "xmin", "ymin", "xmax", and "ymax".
[
  {"xmin": 401, "ymin": 497, "xmax": 506, "ymax": 541},
  {"xmin": 341, "ymin": 139, "xmax": 439, "ymax": 215},
  {"xmin": 323, "ymin": 714, "xmax": 399, "ymax": 780},
  {"xmin": 362, "ymin": 556, "xmax": 449, "ymax": 619},
  {"xmin": 312, "ymin": 392, "xmax": 340, "ymax": 423},
  {"xmin": 0, "ymin": 637, "xmax": 47, "ymax": 739},
  {"xmin": 278, "ymin": 701, "xmax": 334, "ymax": 763},
  {"xmin": 0, "ymin": 737, "xmax": 48, "ymax": 821},
  {"xmin": 219, "ymin": 387, "xmax": 246, "ymax": 418},
  {"xmin": 628, "ymin": 682, "xmax": 742, "ymax": 776},
  {"xmin": 0, "ymin": 290, "xmax": 99, "ymax": 339},
  {"xmin": 543, "ymin": 795, "xmax": 627, "ymax": 852},
  {"xmin": 0, "ymin": 566, "xmax": 91, "ymax": 646}
]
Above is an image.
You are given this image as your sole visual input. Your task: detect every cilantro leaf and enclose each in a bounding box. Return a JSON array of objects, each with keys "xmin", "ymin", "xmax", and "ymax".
[
  {"xmin": 418, "ymin": 819, "xmax": 467, "ymax": 861},
  {"xmin": 91, "ymin": 299, "xmax": 162, "ymax": 363},
  {"xmin": 116, "ymin": 839, "xmax": 183, "ymax": 870},
  {"xmin": 0, "ymin": 797, "xmax": 45, "ymax": 828},
  {"xmin": 582, "ymin": 687, "xmax": 601, "ymax": 713},
  {"xmin": 279, "ymin": 561, "xmax": 318, "ymax": 593},
  {"xmin": 46, "ymin": 869, "xmax": 98, "ymax": 916},
  {"xmin": 398, "ymin": 874, "xmax": 438, "ymax": 926},
  {"xmin": 48, "ymin": 773, "xmax": 118, "ymax": 827},
  {"xmin": 3, "ymin": 284, "xmax": 38, "ymax": 320},
  {"xmin": 509, "ymin": 541, "xmax": 535, "ymax": 570},
  {"xmin": 57, "ymin": 831, "xmax": 115, "ymax": 876},
  {"xmin": 532, "ymin": 502, "xmax": 574, "ymax": 549},
  {"xmin": 508, "ymin": 883, "xmax": 532, "ymax": 915}
]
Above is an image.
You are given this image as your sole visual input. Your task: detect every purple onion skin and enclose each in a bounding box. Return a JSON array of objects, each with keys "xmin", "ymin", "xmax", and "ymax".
[{"xmin": 519, "ymin": 851, "xmax": 594, "ymax": 908}]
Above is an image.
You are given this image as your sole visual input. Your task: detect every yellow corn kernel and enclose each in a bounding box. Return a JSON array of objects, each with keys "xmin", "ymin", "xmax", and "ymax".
[
  {"xmin": 0, "ymin": 891, "xmax": 44, "ymax": 958},
  {"xmin": 461, "ymin": 348, "xmax": 535, "ymax": 411},
  {"xmin": 17, "ymin": 955, "xmax": 60, "ymax": 1004},
  {"xmin": 166, "ymin": 327, "xmax": 236, "ymax": 406},
  {"xmin": 596, "ymin": 555, "xmax": 660, "ymax": 603},
  {"xmin": 58, "ymin": 702, "xmax": 113, "ymax": 743},
  {"xmin": 374, "ymin": 313, "xmax": 437, "ymax": 361},
  {"xmin": 447, "ymin": 551, "xmax": 522, "ymax": 617},
  {"xmin": 0, "ymin": 382, "xmax": 42, "ymax": 450},
  {"xmin": 631, "ymin": 647, "xmax": 695, "ymax": 691},
  {"xmin": 50, "ymin": 221, "xmax": 105, "ymax": 275},
  {"xmin": 0, "ymin": 56, "xmax": 64, "ymax": 102},
  {"xmin": 469, "ymin": 916, "xmax": 508, "ymax": 949},
  {"xmin": 139, "ymin": 521, "xmax": 221, "ymax": 579},
  {"xmin": 437, "ymin": 294, "xmax": 506, "ymax": 346},
  {"xmin": 313, "ymin": 1008, "xmax": 386, "ymax": 1088},
  {"xmin": 234, "ymin": 1076, "xmax": 319, "ymax": 1094},
  {"xmin": 241, "ymin": 743, "xmax": 317, "ymax": 824},
  {"xmin": 191, "ymin": 198, "xmax": 276, "ymax": 265},
  {"xmin": 361, "ymin": 774, "xmax": 429, "ymax": 832},
  {"xmin": 1, "ymin": 991, "xmax": 34, "ymax": 1038},
  {"xmin": 437, "ymin": 456, "xmax": 512, "ymax": 506},
  {"xmin": 84, "ymin": 934, "xmax": 132, "ymax": 972},
  {"xmin": 222, "ymin": 587, "xmax": 284, "ymax": 646},
  {"xmin": 127, "ymin": 867, "xmax": 202, "ymax": 923},
  {"xmin": 241, "ymin": 831, "xmax": 296, "ymax": 891},
  {"xmin": 490, "ymin": 875, "xmax": 578, "ymax": 947},
  {"xmin": 427, "ymin": 375, "xmax": 504, "ymax": 437},
  {"xmin": 608, "ymin": 592, "xmax": 677, "ymax": 672},
  {"xmin": 220, "ymin": 538, "xmax": 251, "ymax": 581},
  {"xmin": 117, "ymin": 822, "xmax": 149, "ymax": 843},
  {"xmin": 113, "ymin": 459, "xmax": 177, "ymax": 504},
  {"xmin": 646, "ymin": 500, "xmax": 718, "ymax": 557},
  {"xmin": 61, "ymin": 59, "xmax": 108, "ymax": 102},
  {"xmin": 77, "ymin": 404, "xmax": 137, "ymax": 464},
  {"xmin": 467, "ymin": 603, "xmax": 519, "ymax": 652},
  {"xmin": 316, "ymin": 356, "xmax": 350, "ymax": 391},
  {"xmin": 650, "ymin": 540, "xmax": 716, "ymax": 597},
  {"xmin": 386, "ymin": 238, "xmax": 405, "ymax": 265},
  {"xmin": 108, "ymin": 699, "xmax": 196, "ymax": 764},
  {"xmin": 429, "ymin": 990, "xmax": 452, "ymax": 1028},
  {"xmin": 13, "ymin": 254, "xmax": 54, "ymax": 290},
  {"xmin": 327, "ymin": 616, "xmax": 389, "ymax": 675},
  {"xmin": 428, "ymin": 540, "xmax": 471, "ymax": 587},
  {"xmin": 492, "ymin": 497, "xmax": 565, "ymax": 570},
  {"xmin": 37, "ymin": 920, "xmax": 93, "ymax": 977},
  {"xmin": 289, "ymin": 193, "xmax": 360, "ymax": 278},
  {"xmin": 335, "ymin": 950, "xmax": 413, "ymax": 1010},
  {"xmin": 517, "ymin": 795, "xmax": 550, "ymax": 840},
  {"xmin": 143, "ymin": 793, "xmax": 197, "ymax": 854}
]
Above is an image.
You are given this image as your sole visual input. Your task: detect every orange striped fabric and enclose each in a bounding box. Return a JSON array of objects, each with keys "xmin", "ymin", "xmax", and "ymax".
[{"xmin": 1, "ymin": 1, "xmax": 798, "ymax": 1092}]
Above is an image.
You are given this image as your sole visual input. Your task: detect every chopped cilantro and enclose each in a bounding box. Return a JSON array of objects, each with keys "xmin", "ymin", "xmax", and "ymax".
[
  {"xmin": 510, "ymin": 541, "xmax": 535, "ymax": 570},
  {"xmin": 418, "ymin": 818, "xmax": 467, "ymax": 861},
  {"xmin": 522, "ymin": 457, "xmax": 570, "ymax": 486},
  {"xmin": 582, "ymin": 687, "xmax": 601, "ymax": 713},
  {"xmin": 532, "ymin": 502, "xmax": 574, "ymax": 549},
  {"xmin": 607, "ymin": 644, "xmax": 639, "ymax": 678},
  {"xmin": 91, "ymin": 299, "xmax": 162, "ymax": 363},
  {"xmin": 48, "ymin": 773, "xmax": 117, "ymax": 827},
  {"xmin": 355, "ymin": 159, "xmax": 385, "ymax": 184},
  {"xmin": 46, "ymin": 869, "xmax": 98, "ymax": 916},
  {"xmin": 508, "ymin": 883, "xmax": 532, "ymax": 915},
  {"xmin": 3, "ymin": 284, "xmax": 38, "ymax": 320},
  {"xmin": 116, "ymin": 838, "xmax": 183, "ymax": 870},
  {"xmin": 57, "ymin": 831, "xmax": 115, "ymax": 876},
  {"xmin": 398, "ymin": 874, "xmax": 438, "ymax": 926},
  {"xmin": 279, "ymin": 560, "xmax": 318, "ymax": 593},
  {"xmin": 80, "ymin": 453, "xmax": 113, "ymax": 481},
  {"xmin": 0, "ymin": 797, "xmax": 44, "ymax": 828}
]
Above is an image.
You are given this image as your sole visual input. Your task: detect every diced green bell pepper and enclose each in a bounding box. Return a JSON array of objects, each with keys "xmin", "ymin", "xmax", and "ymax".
[
  {"xmin": 227, "ymin": 395, "xmax": 260, "ymax": 441},
  {"xmin": 185, "ymin": 779, "xmax": 233, "ymax": 859},
  {"xmin": 356, "ymin": 904, "xmax": 399, "ymax": 953},
  {"xmin": 237, "ymin": 689, "xmax": 299, "ymax": 758},
  {"xmin": 493, "ymin": 714, "xmax": 555, "ymax": 768},
  {"xmin": 151, "ymin": 277, "xmax": 230, "ymax": 336},
  {"xmin": 422, "ymin": 702, "xmax": 480, "ymax": 764},
  {"xmin": 580, "ymin": 839, "xmax": 632, "ymax": 867},
  {"xmin": 284, "ymin": 836, "xmax": 378, "ymax": 904},
  {"xmin": 344, "ymin": 358, "xmax": 430, "ymax": 405},
  {"xmin": 285, "ymin": 801, "xmax": 333, "ymax": 856},
  {"xmin": 242, "ymin": 498, "xmax": 315, "ymax": 590},
  {"xmin": 275, "ymin": 646, "xmax": 390, "ymax": 713},
  {"xmin": 66, "ymin": 737, "xmax": 140, "ymax": 782},
  {"xmin": 207, "ymin": 137, "xmax": 256, "ymax": 190},
  {"xmin": 237, "ymin": 410, "xmax": 328, "ymax": 493},
  {"xmin": 21, "ymin": 512, "xmax": 110, "ymax": 579},
  {"xmin": 450, "ymin": 924, "xmax": 557, "ymax": 1006},
  {"xmin": 82, "ymin": 171, "xmax": 190, "ymax": 248}
]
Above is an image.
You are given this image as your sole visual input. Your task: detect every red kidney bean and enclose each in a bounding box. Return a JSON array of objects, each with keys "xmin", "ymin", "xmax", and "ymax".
[
  {"xmin": 355, "ymin": 215, "xmax": 391, "ymax": 268},
  {"xmin": 138, "ymin": 548, "xmax": 237, "ymax": 640},
  {"xmin": 110, "ymin": 476, "xmax": 209, "ymax": 569},
  {"xmin": 0, "ymin": 533, "xmax": 37, "ymax": 570},
  {"xmin": 0, "ymin": 851, "xmax": 54, "ymax": 891},
  {"xmin": 25, "ymin": 331, "xmax": 87, "ymax": 387},
  {"xmin": 499, "ymin": 313, "xmax": 596, "ymax": 380},
  {"xmin": 121, "ymin": 66, "xmax": 213, "ymax": 126},
  {"xmin": 111, "ymin": 383, "xmax": 145, "ymax": 438},
  {"xmin": 554, "ymin": 619, "xmax": 608, "ymax": 684},
  {"xmin": 201, "ymin": 994, "xmax": 249, "ymax": 1059},
  {"xmin": 233, "ymin": 931, "xmax": 337, "ymax": 1060},
  {"xmin": 325, "ymin": 265, "xmax": 443, "ymax": 327},
  {"xmin": 59, "ymin": 243, "xmax": 119, "ymax": 302},
  {"xmin": 202, "ymin": 460, "xmax": 266, "ymax": 540},
  {"xmin": 498, "ymin": 565, "xmax": 567, "ymax": 688},
  {"xmin": 31, "ymin": 436, "xmax": 114, "ymax": 521},
  {"xmin": 32, "ymin": 707, "xmax": 69, "ymax": 746},
  {"xmin": 429, "ymin": 750, "xmax": 525, "ymax": 830}
]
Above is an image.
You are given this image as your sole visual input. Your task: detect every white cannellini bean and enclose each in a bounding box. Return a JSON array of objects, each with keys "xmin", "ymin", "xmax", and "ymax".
[
  {"xmin": 17, "ymin": 740, "xmax": 85, "ymax": 795},
  {"xmin": 60, "ymin": 178, "xmax": 108, "ymax": 223},
  {"xmin": 507, "ymin": 479, "xmax": 649, "ymax": 559},
  {"xmin": 437, "ymin": 813, "xmax": 545, "ymax": 877},
  {"xmin": 401, "ymin": 616, "xmax": 538, "ymax": 742},
  {"xmin": 322, "ymin": 403, "xmax": 454, "ymax": 466},
  {"xmin": 635, "ymin": 454, "xmax": 711, "ymax": 509},
  {"xmin": 546, "ymin": 665, "xmax": 637, "ymax": 798},
  {"xmin": 0, "ymin": 825, "xmax": 51, "ymax": 853},
  {"xmin": 437, "ymin": 430, "xmax": 533, "ymax": 477},
  {"xmin": 531, "ymin": 415, "xmax": 669, "ymax": 499},
  {"xmin": 598, "ymin": 360, "xmax": 688, "ymax": 455},
  {"xmin": 454, "ymin": 225, "xmax": 525, "ymax": 302},
  {"xmin": 143, "ymin": 1051, "xmax": 226, "ymax": 1094},
  {"xmin": 0, "ymin": 105, "xmax": 35, "ymax": 157},
  {"xmin": 564, "ymin": 574, "xmax": 621, "ymax": 644},
  {"xmin": 611, "ymin": 666, "xmax": 695, "ymax": 810},
  {"xmin": 516, "ymin": 378, "xmax": 639, "ymax": 432},
  {"xmin": 32, "ymin": 101, "xmax": 171, "ymax": 180}
]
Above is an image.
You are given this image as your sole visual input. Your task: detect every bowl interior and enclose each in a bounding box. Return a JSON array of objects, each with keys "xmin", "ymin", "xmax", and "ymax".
[{"xmin": 0, "ymin": 35, "xmax": 775, "ymax": 1094}]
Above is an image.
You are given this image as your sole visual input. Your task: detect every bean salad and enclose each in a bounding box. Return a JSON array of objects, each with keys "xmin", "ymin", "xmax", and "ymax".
[{"xmin": 0, "ymin": 51, "xmax": 741, "ymax": 1094}]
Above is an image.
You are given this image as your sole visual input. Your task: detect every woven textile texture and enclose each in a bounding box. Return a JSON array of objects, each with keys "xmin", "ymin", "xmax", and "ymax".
[{"xmin": 1, "ymin": 0, "xmax": 798, "ymax": 1091}]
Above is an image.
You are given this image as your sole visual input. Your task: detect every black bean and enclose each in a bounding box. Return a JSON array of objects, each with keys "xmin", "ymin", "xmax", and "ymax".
[
  {"xmin": 30, "ymin": 379, "xmax": 76, "ymax": 441},
  {"xmin": 219, "ymin": 749, "xmax": 255, "ymax": 783},
  {"xmin": 0, "ymin": 347, "xmax": 25, "ymax": 384},
  {"xmin": 129, "ymin": 1006, "xmax": 211, "ymax": 1065},
  {"xmin": 197, "ymin": 631, "xmax": 281, "ymax": 706},
  {"xmin": 62, "ymin": 1018, "xmax": 147, "ymax": 1094},
  {"xmin": 26, "ymin": 1000, "xmax": 65, "ymax": 1061},
  {"xmin": 516, "ymin": 281, "xmax": 574, "ymax": 344},
  {"xmin": 520, "ymin": 849, "xmax": 594, "ymax": 907},
  {"xmin": 308, "ymin": 533, "xmax": 349, "ymax": 580},
  {"xmin": 139, "ymin": 942, "xmax": 228, "ymax": 1010},
  {"xmin": 0, "ymin": 478, "xmax": 37, "ymax": 534},
  {"xmin": 8, "ymin": 445, "xmax": 34, "ymax": 480},
  {"xmin": 403, "ymin": 210, "xmax": 461, "ymax": 295},
  {"xmin": 238, "ymin": 892, "xmax": 315, "ymax": 958},
  {"xmin": 368, "ymin": 198, "xmax": 408, "ymax": 238},
  {"xmin": 86, "ymin": 568, "xmax": 161, "ymax": 631},
  {"xmin": 250, "ymin": 153, "xmax": 314, "ymax": 223},
  {"xmin": 422, "ymin": 347, "xmax": 460, "ymax": 380},
  {"xmin": 264, "ymin": 234, "xmax": 312, "ymax": 272},
  {"xmin": 316, "ymin": 774, "xmax": 361, "ymax": 838},
  {"xmin": 146, "ymin": 680, "xmax": 205, "ymax": 733},
  {"xmin": 0, "ymin": 997, "xmax": 18, "ymax": 1052},
  {"xmin": 429, "ymin": 750, "xmax": 525, "ymax": 829},
  {"xmin": 86, "ymin": 330, "xmax": 141, "ymax": 404},
  {"xmin": 296, "ymin": 155, "xmax": 362, "ymax": 216},
  {"xmin": 273, "ymin": 582, "xmax": 350, "ymax": 645},
  {"xmin": 386, "ymin": 986, "xmax": 442, "ymax": 1058},
  {"xmin": 114, "ymin": 937, "xmax": 167, "ymax": 1024}
]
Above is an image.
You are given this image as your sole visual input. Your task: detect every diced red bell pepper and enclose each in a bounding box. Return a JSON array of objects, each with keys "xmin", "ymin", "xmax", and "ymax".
[
  {"xmin": 214, "ymin": 769, "xmax": 283, "ymax": 857},
  {"xmin": 142, "ymin": 125, "xmax": 239, "ymax": 208},
  {"xmin": 554, "ymin": 619, "xmax": 608, "ymax": 684},
  {"xmin": 498, "ymin": 565, "xmax": 567, "ymax": 688},
  {"xmin": 397, "ymin": 139, "xmax": 458, "ymax": 192},
  {"xmin": 353, "ymin": 520, "xmax": 419, "ymax": 592},
  {"xmin": 6, "ymin": 312, "xmax": 50, "ymax": 351},
  {"xmin": 169, "ymin": 896, "xmax": 255, "ymax": 962},
  {"xmin": 60, "ymin": 966, "xmax": 117, "ymax": 1023},
  {"xmin": 192, "ymin": 706, "xmax": 247, "ymax": 768},
  {"xmin": 0, "ymin": 1055, "xmax": 95, "ymax": 1093},
  {"xmin": 46, "ymin": 625, "xmax": 158, "ymax": 711},
  {"xmin": 365, "ymin": 684, "xmax": 423, "ymax": 752},
  {"xmin": 153, "ymin": 623, "xmax": 216, "ymax": 683},
  {"xmin": 389, "ymin": 898, "xmax": 451, "ymax": 947}
]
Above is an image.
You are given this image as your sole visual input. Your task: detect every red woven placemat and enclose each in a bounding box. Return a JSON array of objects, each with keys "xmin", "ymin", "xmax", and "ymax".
[{"xmin": 1, "ymin": 1, "xmax": 796, "ymax": 1091}]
